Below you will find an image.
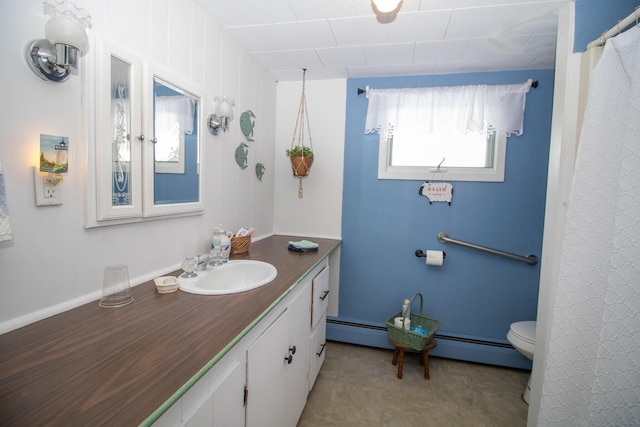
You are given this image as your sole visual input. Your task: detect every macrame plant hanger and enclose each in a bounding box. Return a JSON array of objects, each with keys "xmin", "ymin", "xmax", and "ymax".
[{"xmin": 289, "ymin": 69, "xmax": 314, "ymax": 198}]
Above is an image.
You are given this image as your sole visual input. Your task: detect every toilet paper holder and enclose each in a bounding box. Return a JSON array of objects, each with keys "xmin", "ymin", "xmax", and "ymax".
[{"xmin": 415, "ymin": 249, "xmax": 446, "ymax": 259}]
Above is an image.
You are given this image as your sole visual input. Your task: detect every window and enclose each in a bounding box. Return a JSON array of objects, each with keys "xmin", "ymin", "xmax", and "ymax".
[
  {"xmin": 378, "ymin": 128, "xmax": 506, "ymax": 182},
  {"xmin": 365, "ymin": 81, "xmax": 532, "ymax": 182}
]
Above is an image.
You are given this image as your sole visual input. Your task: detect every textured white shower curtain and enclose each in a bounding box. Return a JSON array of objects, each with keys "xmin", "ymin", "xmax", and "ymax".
[{"xmin": 538, "ymin": 26, "xmax": 640, "ymax": 425}]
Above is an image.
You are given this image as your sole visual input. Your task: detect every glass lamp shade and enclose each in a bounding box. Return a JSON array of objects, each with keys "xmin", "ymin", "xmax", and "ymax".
[
  {"xmin": 372, "ymin": 0, "xmax": 401, "ymax": 13},
  {"xmin": 215, "ymin": 96, "xmax": 235, "ymax": 121},
  {"xmin": 43, "ymin": 0, "xmax": 92, "ymax": 53}
]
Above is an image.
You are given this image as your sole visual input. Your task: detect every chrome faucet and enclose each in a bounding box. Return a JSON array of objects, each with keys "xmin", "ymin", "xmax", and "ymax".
[
  {"xmin": 195, "ymin": 253, "xmax": 223, "ymax": 270},
  {"xmin": 195, "ymin": 254, "xmax": 213, "ymax": 271}
]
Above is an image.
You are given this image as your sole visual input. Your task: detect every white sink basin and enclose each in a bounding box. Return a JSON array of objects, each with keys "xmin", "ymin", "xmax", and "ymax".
[{"xmin": 179, "ymin": 260, "xmax": 278, "ymax": 295}]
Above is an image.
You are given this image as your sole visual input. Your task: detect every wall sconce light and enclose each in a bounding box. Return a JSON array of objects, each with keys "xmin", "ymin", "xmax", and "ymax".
[
  {"xmin": 26, "ymin": 0, "xmax": 92, "ymax": 83},
  {"xmin": 207, "ymin": 96, "xmax": 235, "ymax": 135},
  {"xmin": 371, "ymin": 0, "xmax": 402, "ymax": 13}
]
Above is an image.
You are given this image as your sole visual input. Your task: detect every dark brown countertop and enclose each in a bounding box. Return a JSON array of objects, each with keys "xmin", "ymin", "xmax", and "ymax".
[{"xmin": 0, "ymin": 235, "xmax": 341, "ymax": 426}]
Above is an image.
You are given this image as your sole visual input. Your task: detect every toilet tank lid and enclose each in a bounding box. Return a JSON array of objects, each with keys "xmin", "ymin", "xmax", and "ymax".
[{"xmin": 511, "ymin": 321, "xmax": 536, "ymax": 341}]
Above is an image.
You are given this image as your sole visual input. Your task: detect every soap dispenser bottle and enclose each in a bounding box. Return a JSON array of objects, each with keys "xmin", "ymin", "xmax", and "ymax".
[{"xmin": 211, "ymin": 225, "xmax": 224, "ymax": 264}]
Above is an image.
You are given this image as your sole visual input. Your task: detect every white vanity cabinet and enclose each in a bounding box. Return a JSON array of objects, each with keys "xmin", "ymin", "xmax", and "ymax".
[
  {"xmin": 152, "ymin": 259, "xmax": 331, "ymax": 427},
  {"xmin": 309, "ymin": 264, "xmax": 330, "ymax": 390}
]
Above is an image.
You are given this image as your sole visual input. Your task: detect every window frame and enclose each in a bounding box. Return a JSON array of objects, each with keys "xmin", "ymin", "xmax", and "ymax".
[{"xmin": 377, "ymin": 131, "xmax": 507, "ymax": 182}]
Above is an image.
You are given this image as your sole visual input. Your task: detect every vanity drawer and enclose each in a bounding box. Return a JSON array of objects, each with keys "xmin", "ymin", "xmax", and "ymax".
[
  {"xmin": 311, "ymin": 265, "xmax": 330, "ymax": 328},
  {"xmin": 309, "ymin": 313, "xmax": 326, "ymax": 391}
]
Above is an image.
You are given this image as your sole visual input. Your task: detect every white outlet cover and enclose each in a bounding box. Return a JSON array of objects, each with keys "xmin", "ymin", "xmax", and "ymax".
[{"xmin": 33, "ymin": 167, "xmax": 63, "ymax": 206}]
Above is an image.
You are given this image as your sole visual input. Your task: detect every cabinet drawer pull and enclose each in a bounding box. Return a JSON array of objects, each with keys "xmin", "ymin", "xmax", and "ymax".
[
  {"xmin": 136, "ymin": 134, "xmax": 145, "ymax": 141},
  {"xmin": 285, "ymin": 354, "xmax": 293, "ymax": 364},
  {"xmin": 150, "ymin": 137, "xmax": 158, "ymax": 144},
  {"xmin": 289, "ymin": 345, "xmax": 296, "ymax": 355},
  {"xmin": 320, "ymin": 290, "xmax": 330, "ymax": 301},
  {"xmin": 316, "ymin": 343, "xmax": 326, "ymax": 357}
]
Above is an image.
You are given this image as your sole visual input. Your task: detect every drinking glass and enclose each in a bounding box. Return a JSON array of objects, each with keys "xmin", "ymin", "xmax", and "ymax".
[{"xmin": 99, "ymin": 264, "xmax": 134, "ymax": 308}]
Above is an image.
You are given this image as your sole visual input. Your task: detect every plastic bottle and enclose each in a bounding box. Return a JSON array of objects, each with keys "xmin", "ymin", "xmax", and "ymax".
[
  {"xmin": 220, "ymin": 231, "xmax": 232, "ymax": 263},
  {"xmin": 402, "ymin": 298, "xmax": 411, "ymax": 330}
]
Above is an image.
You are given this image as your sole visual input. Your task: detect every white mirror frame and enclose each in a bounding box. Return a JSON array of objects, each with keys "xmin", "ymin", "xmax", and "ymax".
[
  {"xmin": 83, "ymin": 34, "xmax": 205, "ymax": 228},
  {"xmin": 142, "ymin": 63, "xmax": 205, "ymax": 218}
]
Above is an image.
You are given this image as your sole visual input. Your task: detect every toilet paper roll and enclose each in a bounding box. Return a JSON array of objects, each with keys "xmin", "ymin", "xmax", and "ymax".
[
  {"xmin": 394, "ymin": 316, "xmax": 411, "ymax": 331},
  {"xmin": 426, "ymin": 250, "xmax": 444, "ymax": 266}
]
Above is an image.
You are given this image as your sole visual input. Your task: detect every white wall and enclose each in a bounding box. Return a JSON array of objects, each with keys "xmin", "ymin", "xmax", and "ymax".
[
  {"xmin": 273, "ymin": 79, "xmax": 346, "ymax": 239},
  {"xmin": 0, "ymin": 0, "xmax": 277, "ymax": 332}
]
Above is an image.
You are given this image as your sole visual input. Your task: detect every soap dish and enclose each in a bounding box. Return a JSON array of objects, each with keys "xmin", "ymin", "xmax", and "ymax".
[{"xmin": 154, "ymin": 276, "xmax": 180, "ymax": 294}]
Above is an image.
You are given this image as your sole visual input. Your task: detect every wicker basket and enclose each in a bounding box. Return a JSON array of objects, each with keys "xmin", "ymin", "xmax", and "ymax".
[
  {"xmin": 385, "ymin": 293, "xmax": 440, "ymax": 351},
  {"xmin": 230, "ymin": 235, "xmax": 251, "ymax": 254}
]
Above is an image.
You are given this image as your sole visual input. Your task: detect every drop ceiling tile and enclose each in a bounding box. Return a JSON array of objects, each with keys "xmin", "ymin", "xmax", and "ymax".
[
  {"xmin": 520, "ymin": 33, "xmax": 558, "ymax": 57},
  {"xmin": 445, "ymin": 4, "xmax": 522, "ymax": 39},
  {"xmin": 420, "ymin": 0, "xmax": 480, "ymax": 10},
  {"xmin": 505, "ymin": 1, "xmax": 566, "ymax": 35},
  {"xmin": 194, "ymin": 0, "xmax": 297, "ymax": 26},
  {"xmin": 364, "ymin": 43, "xmax": 415, "ymax": 65},
  {"xmin": 288, "ymin": 0, "xmax": 356, "ymax": 20},
  {"xmin": 385, "ymin": 62, "xmax": 437, "ymax": 76},
  {"xmin": 252, "ymin": 49, "xmax": 324, "ymax": 71},
  {"xmin": 223, "ymin": 26, "xmax": 284, "ymax": 52},
  {"xmin": 464, "ymin": 35, "xmax": 530, "ymax": 59},
  {"xmin": 316, "ymin": 46, "xmax": 367, "ymax": 68},
  {"xmin": 273, "ymin": 21, "xmax": 337, "ymax": 49},
  {"xmin": 387, "ymin": 10, "xmax": 452, "ymax": 43},
  {"xmin": 330, "ymin": 15, "xmax": 391, "ymax": 45},
  {"xmin": 414, "ymin": 39, "xmax": 470, "ymax": 62},
  {"xmin": 225, "ymin": 20, "xmax": 336, "ymax": 52}
]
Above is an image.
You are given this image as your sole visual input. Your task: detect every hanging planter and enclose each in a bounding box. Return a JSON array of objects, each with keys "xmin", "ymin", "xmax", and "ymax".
[
  {"xmin": 286, "ymin": 69, "xmax": 314, "ymax": 197},
  {"xmin": 286, "ymin": 146, "xmax": 314, "ymax": 177}
]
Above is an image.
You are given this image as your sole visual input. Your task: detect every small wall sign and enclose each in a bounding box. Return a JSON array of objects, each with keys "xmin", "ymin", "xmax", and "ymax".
[{"xmin": 419, "ymin": 181, "xmax": 453, "ymax": 205}]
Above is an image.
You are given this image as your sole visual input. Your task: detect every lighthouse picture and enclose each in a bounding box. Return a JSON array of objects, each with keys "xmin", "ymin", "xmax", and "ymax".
[{"xmin": 40, "ymin": 134, "xmax": 69, "ymax": 173}]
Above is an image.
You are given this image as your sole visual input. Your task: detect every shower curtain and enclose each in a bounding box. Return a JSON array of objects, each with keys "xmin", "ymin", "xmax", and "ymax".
[{"xmin": 538, "ymin": 25, "xmax": 640, "ymax": 425}]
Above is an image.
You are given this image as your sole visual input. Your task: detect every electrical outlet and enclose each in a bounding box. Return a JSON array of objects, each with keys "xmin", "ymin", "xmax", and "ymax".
[
  {"xmin": 44, "ymin": 180, "xmax": 57, "ymax": 199},
  {"xmin": 34, "ymin": 167, "xmax": 63, "ymax": 206}
]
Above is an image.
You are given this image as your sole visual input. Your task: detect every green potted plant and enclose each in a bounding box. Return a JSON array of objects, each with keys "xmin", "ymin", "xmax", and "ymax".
[{"xmin": 286, "ymin": 145, "xmax": 314, "ymax": 177}]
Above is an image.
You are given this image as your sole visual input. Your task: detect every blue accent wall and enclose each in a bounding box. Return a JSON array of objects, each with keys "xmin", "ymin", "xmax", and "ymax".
[
  {"xmin": 574, "ymin": 0, "xmax": 639, "ymax": 52},
  {"xmin": 335, "ymin": 70, "xmax": 554, "ymax": 366}
]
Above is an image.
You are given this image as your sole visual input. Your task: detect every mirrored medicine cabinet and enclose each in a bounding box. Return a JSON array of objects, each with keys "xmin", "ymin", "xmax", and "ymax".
[{"xmin": 85, "ymin": 36, "xmax": 205, "ymax": 227}]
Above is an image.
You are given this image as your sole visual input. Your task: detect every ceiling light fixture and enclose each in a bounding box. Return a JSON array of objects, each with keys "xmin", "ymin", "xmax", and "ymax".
[{"xmin": 371, "ymin": 0, "xmax": 402, "ymax": 14}]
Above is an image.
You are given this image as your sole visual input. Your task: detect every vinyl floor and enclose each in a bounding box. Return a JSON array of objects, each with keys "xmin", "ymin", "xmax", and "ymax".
[{"xmin": 298, "ymin": 341, "xmax": 530, "ymax": 427}]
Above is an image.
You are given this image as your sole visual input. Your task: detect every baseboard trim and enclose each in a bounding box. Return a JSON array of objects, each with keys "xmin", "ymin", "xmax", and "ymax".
[{"xmin": 326, "ymin": 317, "xmax": 532, "ymax": 370}]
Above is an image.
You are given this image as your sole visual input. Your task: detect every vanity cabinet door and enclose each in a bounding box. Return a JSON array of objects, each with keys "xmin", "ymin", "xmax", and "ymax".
[
  {"xmin": 246, "ymin": 308, "xmax": 290, "ymax": 427},
  {"xmin": 94, "ymin": 38, "xmax": 143, "ymax": 220},
  {"xmin": 287, "ymin": 282, "xmax": 312, "ymax": 425},
  {"xmin": 246, "ymin": 281, "xmax": 312, "ymax": 427}
]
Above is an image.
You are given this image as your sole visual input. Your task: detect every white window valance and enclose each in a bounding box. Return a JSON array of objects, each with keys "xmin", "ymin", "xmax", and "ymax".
[{"xmin": 364, "ymin": 80, "xmax": 532, "ymax": 138}]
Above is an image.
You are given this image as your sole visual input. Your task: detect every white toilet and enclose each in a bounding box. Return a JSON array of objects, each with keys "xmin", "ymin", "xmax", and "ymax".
[{"xmin": 507, "ymin": 320, "xmax": 536, "ymax": 404}]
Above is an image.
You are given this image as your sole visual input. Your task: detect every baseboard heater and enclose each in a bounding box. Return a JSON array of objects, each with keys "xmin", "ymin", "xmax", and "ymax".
[{"xmin": 326, "ymin": 318, "xmax": 531, "ymax": 370}]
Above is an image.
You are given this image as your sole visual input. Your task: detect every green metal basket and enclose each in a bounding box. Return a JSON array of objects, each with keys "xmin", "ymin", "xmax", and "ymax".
[{"xmin": 385, "ymin": 293, "xmax": 440, "ymax": 351}]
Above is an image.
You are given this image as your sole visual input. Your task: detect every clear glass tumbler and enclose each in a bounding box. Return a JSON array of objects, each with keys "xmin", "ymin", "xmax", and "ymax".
[{"xmin": 98, "ymin": 264, "xmax": 134, "ymax": 308}]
